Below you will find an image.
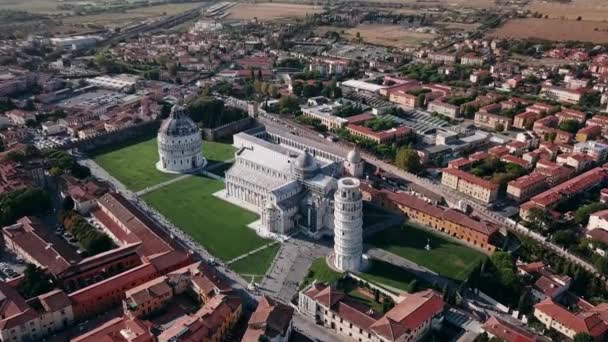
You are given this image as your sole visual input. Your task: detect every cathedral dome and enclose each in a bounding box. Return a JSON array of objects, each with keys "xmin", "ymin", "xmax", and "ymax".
[
  {"xmin": 294, "ymin": 151, "xmax": 318, "ymax": 171},
  {"xmin": 159, "ymin": 105, "xmax": 198, "ymax": 137},
  {"xmin": 347, "ymin": 147, "xmax": 361, "ymax": 163}
]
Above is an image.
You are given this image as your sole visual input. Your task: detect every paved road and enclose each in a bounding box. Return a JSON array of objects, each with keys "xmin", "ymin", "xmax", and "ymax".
[{"xmin": 292, "ymin": 314, "xmax": 351, "ymax": 342}]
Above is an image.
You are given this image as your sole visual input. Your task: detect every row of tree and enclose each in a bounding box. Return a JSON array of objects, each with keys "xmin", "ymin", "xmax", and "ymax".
[
  {"xmin": 62, "ymin": 211, "xmax": 115, "ymax": 256},
  {"xmin": 0, "ymin": 188, "xmax": 52, "ymax": 226}
]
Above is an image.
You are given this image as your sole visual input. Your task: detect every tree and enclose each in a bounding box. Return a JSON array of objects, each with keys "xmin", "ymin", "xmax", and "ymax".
[
  {"xmin": 395, "ymin": 148, "xmax": 422, "ymax": 174},
  {"xmin": 279, "ymin": 96, "xmax": 300, "ymax": 115},
  {"xmin": 0, "ymin": 188, "xmax": 52, "ymax": 226},
  {"xmin": 574, "ymin": 202, "xmax": 605, "ymax": 225},
  {"xmin": 573, "ymin": 333, "xmax": 593, "ymax": 342},
  {"xmin": 18, "ymin": 264, "xmax": 55, "ymax": 299},
  {"xmin": 558, "ymin": 119, "xmax": 581, "ymax": 134},
  {"xmin": 62, "ymin": 196, "xmax": 75, "ymax": 211},
  {"xmin": 495, "ymin": 123, "xmax": 505, "ymax": 132}
]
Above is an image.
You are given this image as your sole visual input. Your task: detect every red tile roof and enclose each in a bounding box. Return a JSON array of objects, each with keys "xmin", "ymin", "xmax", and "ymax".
[
  {"xmin": 442, "ymin": 168, "xmax": 500, "ymax": 190},
  {"xmin": 535, "ymin": 298, "xmax": 608, "ymax": 337},
  {"xmin": 483, "ymin": 315, "xmax": 549, "ymax": 342},
  {"xmin": 95, "ymin": 192, "xmax": 179, "ymax": 257},
  {"xmin": 371, "ymin": 290, "xmax": 444, "ymax": 341}
]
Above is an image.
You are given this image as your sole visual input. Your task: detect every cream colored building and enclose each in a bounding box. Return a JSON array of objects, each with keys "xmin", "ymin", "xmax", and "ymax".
[{"xmin": 442, "ymin": 168, "xmax": 499, "ymax": 204}]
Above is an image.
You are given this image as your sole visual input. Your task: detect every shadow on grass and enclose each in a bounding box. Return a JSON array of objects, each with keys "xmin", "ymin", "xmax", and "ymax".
[
  {"xmin": 87, "ymin": 132, "xmax": 157, "ymax": 157},
  {"xmin": 368, "ymin": 224, "xmax": 487, "ymax": 283},
  {"xmin": 360, "ymin": 259, "xmax": 431, "ymax": 293}
]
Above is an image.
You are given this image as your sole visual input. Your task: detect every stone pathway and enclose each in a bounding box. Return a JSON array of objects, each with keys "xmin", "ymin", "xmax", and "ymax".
[{"xmin": 135, "ymin": 174, "xmax": 191, "ymax": 196}]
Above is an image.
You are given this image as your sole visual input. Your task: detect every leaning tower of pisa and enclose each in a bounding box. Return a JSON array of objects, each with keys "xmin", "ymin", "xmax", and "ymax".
[{"xmin": 333, "ymin": 177, "xmax": 363, "ymax": 272}]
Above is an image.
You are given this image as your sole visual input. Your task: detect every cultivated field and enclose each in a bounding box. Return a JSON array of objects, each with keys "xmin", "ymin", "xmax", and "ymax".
[
  {"xmin": 527, "ymin": 0, "xmax": 608, "ymax": 22},
  {"xmin": 91, "ymin": 137, "xmax": 235, "ymax": 192},
  {"xmin": 0, "ymin": 0, "xmax": 65, "ymax": 14},
  {"xmin": 488, "ymin": 18, "xmax": 608, "ymax": 44},
  {"xmin": 142, "ymin": 175, "xmax": 269, "ymax": 262},
  {"xmin": 317, "ymin": 24, "xmax": 436, "ymax": 48},
  {"xmin": 357, "ymin": 0, "xmax": 496, "ymax": 8},
  {"xmin": 369, "ymin": 224, "xmax": 487, "ymax": 282},
  {"xmin": 62, "ymin": 2, "xmax": 205, "ymax": 26},
  {"xmin": 226, "ymin": 2, "xmax": 322, "ymax": 21}
]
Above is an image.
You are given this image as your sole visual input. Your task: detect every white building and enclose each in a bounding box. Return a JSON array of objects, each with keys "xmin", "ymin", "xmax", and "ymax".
[
  {"xmin": 156, "ymin": 105, "xmax": 206, "ymax": 174},
  {"xmin": 225, "ymin": 133, "xmax": 343, "ymax": 238},
  {"xmin": 344, "ymin": 148, "xmax": 364, "ymax": 178},
  {"xmin": 333, "ymin": 177, "xmax": 363, "ymax": 272},
  {"xmin": 87, "ymin": 75, "xmax": 137, "ymax": 92},
  {"xmin": 50, "ymin": 35, "xmax": 100, "ymax": 50}
]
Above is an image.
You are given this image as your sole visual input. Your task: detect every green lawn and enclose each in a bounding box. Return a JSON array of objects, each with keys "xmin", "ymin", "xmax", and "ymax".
[
  {"xmin": 204, "ymin": 141, "xmax": 236, "ymax": 164},
  {"xmin": 142, "ymin": 175, "xmax": 270, "ymax": 261},
  {"xmin": 359, "ymin": 259, "xmax": 426, "ymax": 293},
  {"xmin": 369, "ymin": 224, "xmax": 487, "ymax": 281},
  {"xmin": 300, "ymin": 257, "xmax": 343, "ymax": 290},
  {"xmin": 229, "ymin": 244, "xmax": 280, "ymax": 278},
  {"xmin": 92, "ymin": 137, "xmax": 176, "ymax": 192},
  {"xmin": 91, "ymin": 138, "xmax": 235, "ymax": 191}
]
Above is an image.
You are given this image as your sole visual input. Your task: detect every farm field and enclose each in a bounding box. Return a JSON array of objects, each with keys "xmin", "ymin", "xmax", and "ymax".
[
  {"xmin": 142, "ymin": 175, "xmax": 270, "ymax": 262},
  {"xmin": 62, "ymin": 2, "xmax": 205, "ymax": 25},
  {"xmin": 226, "ymin": 3, "xmax": 322, "ymax": 21},
  {"xmin": 316, "ymin": 24, "xmax": 435, "ymax": 49},
  {"xmin": 359, "ymin": 0, "xmax": 495, "ymax": 8},
  {"xmin": 0, "ymin": 0, "xmax": 65, "ymax": 14},
  {"xmin": 488, "ymin": 18, "xmax": 608, "ymax": 44},
  {"xmin": 527, "ymin": 0, "xmax": 608, "ymax": 22},
  {"xmin": 91, "ymin": 137, "xmax": 235, "ymax": 192},
  {"xmin": 369, "ymin": 224, "xmax": 487, "ymax": 282}
]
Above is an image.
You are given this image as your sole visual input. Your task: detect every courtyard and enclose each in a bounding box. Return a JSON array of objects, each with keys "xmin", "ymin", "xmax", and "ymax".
[
  {"xmin": 368, "ymin": 224, "xmax": 487, "ymax": 282},
  {"xmin": 91, "ymin": 137, "xmax": 235, "ymax": 191}
]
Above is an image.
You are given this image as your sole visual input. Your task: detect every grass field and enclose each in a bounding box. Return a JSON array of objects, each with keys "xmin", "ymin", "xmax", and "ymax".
[
  {"xmin": 227, "ymin": 3, "xmax": 322, "ymax": 21},
  {"xmin": 62, "ymin": 2, "xmax": 205, "ymax": 25},
  {"xmin": 369, "ymin": 224, "xmax": 487, "ymax": 282},
  {"xmin": 488, "ymin": 18, "xmax": 608, "ymax": 44},
  {"xmin": 142, "ymin": 175, "xmax": 269, "ymax": 261},
  {"xmin": 299, "ymin": 257, "xmax": 343, "ymax": 290},
  {"xmin": 360, "ymin": 259, "xmax": 426, "ymax": 293},
  {"xmin": 92, "ymin": 138, "xmax": 235, "ymax": 191},
  {"xmin": 92, "ymin": 137, "xmax": 176, "ymax": 192},
  {"xmin": 316, "ymin": 24, "xmax": 435, "ymax": 49},
  {"xmin": 229, "ymin": 244, "xmax": 281, "ymax": 278},
  {"xmin": 527, "ymin": 0, "xmax": 608, "ymax": 22}
]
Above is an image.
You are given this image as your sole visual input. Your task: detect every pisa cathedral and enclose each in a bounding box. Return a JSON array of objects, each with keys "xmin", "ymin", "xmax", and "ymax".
[{"xmin": 224, "ymin": 131, "xmax": 364, "ymax": 247}]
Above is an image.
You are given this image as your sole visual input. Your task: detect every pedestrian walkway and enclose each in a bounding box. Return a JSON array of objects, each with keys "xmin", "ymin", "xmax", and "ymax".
[{"xmin": 135, "ymin": 174, "xmax": 191, "ymax": 196}]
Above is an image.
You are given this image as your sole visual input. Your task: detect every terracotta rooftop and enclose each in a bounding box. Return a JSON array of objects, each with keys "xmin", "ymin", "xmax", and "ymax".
[
  {"xmin": 442, "ymin": 168, "xmax": 499, "ymax": 190},
  {"xmin": 242, "ymin": 296, "xmax": 295, "ymax": 342}
]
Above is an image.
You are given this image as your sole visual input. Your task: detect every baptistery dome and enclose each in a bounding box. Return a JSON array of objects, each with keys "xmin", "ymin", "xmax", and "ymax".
[{"xmin": 156, "ymin": 105, "xmax": 206, "ymax": 174}]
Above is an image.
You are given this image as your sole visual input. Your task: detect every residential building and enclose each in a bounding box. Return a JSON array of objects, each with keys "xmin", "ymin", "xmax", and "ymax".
[
  {"xmin": 71, "ymin": 315, "xmax": 154, "ymax": 342},
  {"xmin": 243, "ymin": 296, "xmax": 294, "ymax": 342},
  {"xmin": 299, "ymin": 283, "xmax": 444, "ymax": 342},
  {"xmin": 428, "ymin": 99, "xmax": 460, "ymax": 118},
  {"xmin": 157, "ymin": 294, "xmax": 242, "ymax": 342},
  {"xmin": 474, "ymin": 112, "xmax": 512, "ymax": 131},
  {"xmin": 482, "ymin": 315, "xmax": 550, "ymax": 342},
  {"xmin": 441, "ymin": 168, "xmax": 500, "ymax": 204},
  {"xmin": 507, "ymin": 172, "xmax": 549, "ymax": 202},
  {"xmin": 540, "ymin": 85, "xmax": 583, "ymax": 104},
  {"xmin": 517, "ymin": 262, "xmax": 571, "ymax": 302},
  {"xmin": 534, "ymin": 297, "xmax": 608, "ymax": 340}
]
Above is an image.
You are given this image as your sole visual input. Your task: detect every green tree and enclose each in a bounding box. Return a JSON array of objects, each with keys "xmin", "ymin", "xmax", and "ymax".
[
  {"xmin": 395, "ymin": 148, "xmax": 422, "ymax": 174},
  {"xmin": 573, "ymin": 332, "xmax": 593, "ymax": 342},
  {"xmin": 558, "ymin": 119, "xmax": 581, "ymax": 134},
  {"xmin": 18, "ymin": 264, "xmax": 55, "ymax": 299},
  {"xmin": 279, "ymin": 96, "xmax": 300, "ymax": 115},
  {"xmin": 574, "ymin": 202, "xmax": 605, "ymax": 225}
]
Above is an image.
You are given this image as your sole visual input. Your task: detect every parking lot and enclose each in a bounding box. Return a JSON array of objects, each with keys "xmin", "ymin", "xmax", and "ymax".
[
  {"xmin": 33, "ymin": 134, "xmax": 74, "ymax": 150},
  {"xmin": 0, "ymin": 251, "xmax": 28, "ymax": 281}
]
